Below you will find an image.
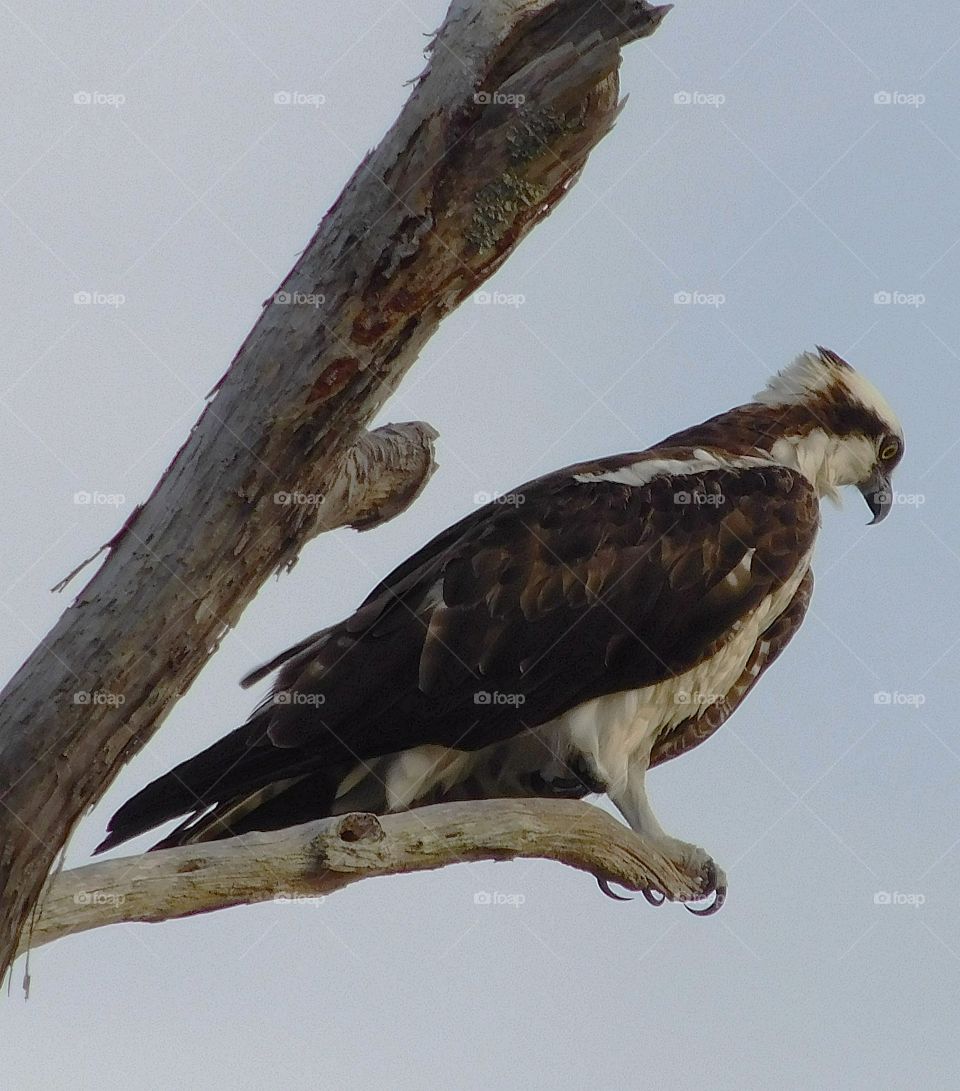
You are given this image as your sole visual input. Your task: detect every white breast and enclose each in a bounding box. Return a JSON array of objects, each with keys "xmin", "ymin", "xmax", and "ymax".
[{"xmin": 555, "ymin": 548, "xmax": 814, "ymax": 784}]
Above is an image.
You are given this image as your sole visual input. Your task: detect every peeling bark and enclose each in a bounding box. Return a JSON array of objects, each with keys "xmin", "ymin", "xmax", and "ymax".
[{"xmin": 0, "ymin": 0, "xmax": 671, "ymax": 975}]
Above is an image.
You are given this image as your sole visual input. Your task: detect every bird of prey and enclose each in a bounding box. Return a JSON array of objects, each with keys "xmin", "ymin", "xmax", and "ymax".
[{"xmin": 97, "ymin": 347, "xmax": 902, "ymax": 913}]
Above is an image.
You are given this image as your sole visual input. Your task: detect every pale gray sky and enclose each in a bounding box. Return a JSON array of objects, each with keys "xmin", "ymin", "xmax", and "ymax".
[{"xmin": 1, "ymin": 3, "xmax": 958, "ymax": 1089}]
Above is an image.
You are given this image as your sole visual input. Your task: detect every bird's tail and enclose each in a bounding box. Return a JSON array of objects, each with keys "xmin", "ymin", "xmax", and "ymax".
[{"xmin": 94, "ymin": 712, "xmax": 341, "ymax": 854}]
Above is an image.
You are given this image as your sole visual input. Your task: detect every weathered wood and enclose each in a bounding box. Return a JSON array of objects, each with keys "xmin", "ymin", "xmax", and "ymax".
[
  {"xmin": 286, "ymin": 420, "xmax": 439, "ymax": 538},
  {"xmin": 19, "ymin": 800, "xmax": 702, "ymax": 956},
  {"xmin": 0, "ymin": 0, "xmax": 671, "ymax": 975}
]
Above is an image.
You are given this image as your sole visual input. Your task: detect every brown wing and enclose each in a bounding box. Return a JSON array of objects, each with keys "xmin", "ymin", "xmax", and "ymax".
[
  {"xmin": 259, "ymin": 450, "xmax": 820, "ymax": 762},
  {"xmin": 648, "ymin": 568, "xmax": 814, "ymax": 768}
]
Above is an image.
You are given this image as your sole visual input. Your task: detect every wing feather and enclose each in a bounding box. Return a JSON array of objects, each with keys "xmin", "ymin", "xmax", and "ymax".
[{"xmin": 262, "ymin": 450, "xmax": 819, "ymax": 760}]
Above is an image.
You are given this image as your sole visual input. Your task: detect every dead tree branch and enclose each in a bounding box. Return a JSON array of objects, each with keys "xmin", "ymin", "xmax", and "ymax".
[
  {"xmin": 0, "ymin": 0, "xmax": 671, "ymax": 975},
  {"xmin": 20, "ymin": 800, "xmax": 701, "ymax": 956}
]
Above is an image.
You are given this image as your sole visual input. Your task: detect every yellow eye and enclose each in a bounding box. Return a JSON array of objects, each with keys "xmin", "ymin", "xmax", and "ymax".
[{"xmin": 880, "ymin": 439, "xmax": 900, "ymax": 461}]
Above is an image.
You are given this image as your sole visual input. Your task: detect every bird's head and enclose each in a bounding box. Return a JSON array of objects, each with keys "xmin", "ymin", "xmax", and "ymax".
[{"xmin": 754, "ymin": 346, "xmax": 903, "ymax": 522}]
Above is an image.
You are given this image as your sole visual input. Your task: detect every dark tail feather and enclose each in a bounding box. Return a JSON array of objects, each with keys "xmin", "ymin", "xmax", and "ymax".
[
  {"xmin": 240, "ymin": 628, "xmax": 328, "ymax": 689},
  {"xmin": 94, "ymin": 713, "xmax": 330, "ymax": 854},
  {"xmin": 148, "ymin": 769, "xmax": 344, "ymax": 850}
]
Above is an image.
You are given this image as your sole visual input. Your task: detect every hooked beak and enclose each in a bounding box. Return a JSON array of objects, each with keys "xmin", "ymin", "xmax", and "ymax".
[{"xmin": 859, "ymin": 468, "xmax": 893, "ymax": 524}]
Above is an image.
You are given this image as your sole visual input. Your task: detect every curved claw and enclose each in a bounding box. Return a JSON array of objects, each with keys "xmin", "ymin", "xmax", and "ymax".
[
  {"xmin": 641, "ymin": 888, "xmax": 666, "ymax": 906},
  {"xmin": 684, "ymin": 861, "xmax": 727, "ymax": 916},
  {"xmin": 596, "ymin": 876, "xmax": 633, "ymax": 901},
  {"xmin": 685, "ymin": 886, "xmax": 725, "ymax": 916}
]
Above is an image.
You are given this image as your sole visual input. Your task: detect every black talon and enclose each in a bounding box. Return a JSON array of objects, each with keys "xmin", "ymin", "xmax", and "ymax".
[
  {"xmin": 685, "ymin": 885, "xmax": 725, "ymax": 916},
  {"xmin": 597, "ymin": 876, "xmax": 632, "ymax": 901},
  {"xmin": 684, "ymin": 860, "xmax": 726, "ymax": 916},
  {"xmin": 641, "ymin": 888, "xmax": 665, "ymax": 906}
]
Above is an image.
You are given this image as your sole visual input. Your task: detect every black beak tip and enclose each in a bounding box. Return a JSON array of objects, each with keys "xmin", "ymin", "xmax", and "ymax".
[{"xmin": 862, "ymin": 484, "xmax": 892, "ymax": 524}]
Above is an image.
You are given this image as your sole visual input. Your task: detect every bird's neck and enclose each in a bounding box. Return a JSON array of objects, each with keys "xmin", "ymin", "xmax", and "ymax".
[
  {"xmin": 661, "ymin": 403, "xmax": 874, "ymax": 501},
  {"xmin": 767, "ymin": 430, "xmax": 875, "ymax": 502}
]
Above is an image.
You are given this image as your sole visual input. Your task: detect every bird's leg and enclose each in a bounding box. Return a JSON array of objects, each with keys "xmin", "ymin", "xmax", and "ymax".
[{"xmin": 604, "ymin": 756, "xmax": 726, "ymax": 914}]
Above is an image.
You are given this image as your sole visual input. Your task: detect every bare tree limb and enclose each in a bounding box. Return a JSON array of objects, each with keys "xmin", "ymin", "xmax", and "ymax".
[
  {"xmin": 20, "ymin": 800, "xmax": 702, "ymax": 957},
  {"xmin": 0, "ymin": 0, "xmax": 671, "ymax": 975}
]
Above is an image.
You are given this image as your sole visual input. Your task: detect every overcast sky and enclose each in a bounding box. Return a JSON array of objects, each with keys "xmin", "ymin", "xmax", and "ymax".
[{"xmin": 1, "ymin": 2, "xmax": 958, "ymax": 1088}]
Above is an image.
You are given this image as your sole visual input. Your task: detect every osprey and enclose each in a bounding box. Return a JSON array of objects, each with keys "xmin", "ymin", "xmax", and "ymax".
[{"xmin": 97, "ymin": 347, "xmax": 903, "ymax": 913}]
